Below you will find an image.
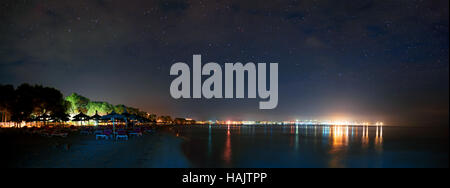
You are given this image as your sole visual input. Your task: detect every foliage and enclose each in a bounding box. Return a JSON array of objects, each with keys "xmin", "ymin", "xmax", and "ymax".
[
  {"xmin": 0, "ymin": 84, "xmax": 14, "ymax": 111},
  {"xmin": 114, "ymin": 104, "xmax": 127, "ymax": 114},
  {"xmin": 86, "ymin": 101, "xmax": 114, "ymax": 116},
  {"xmin": 148, "ymin": 114, "xmax": 157, "ymax": 121},
  {"xmin": 65, "ymin": 93, "xmax": 90, "ymax": 114},
  {"xmin": 1, "ymin": 84, "xmax": 154, "ymax": 123},
  {"xmin": 158, "ymin": 115, "xmax": 172, "ymax": 123},
  {"xmin": 0, "ymin": 84, "xmax": 68, "ymax": 122},
  {"xmin": 65, "ymin": 93, "xmax": 152, "ymax": 119}
]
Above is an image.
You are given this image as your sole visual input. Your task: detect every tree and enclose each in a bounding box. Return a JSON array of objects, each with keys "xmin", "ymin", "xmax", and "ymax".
[
  {"xmin": 4, "ymin": 84, "xmax": 68, "ymax": 127},
  {"xmin": 114, "ymin": 104, "xmax": 127, "ymax": 114},
  {"xmin": 86, "ymin": 101, "xmax": 114, "ymax": 115},
  {"xmin": 0, "ymin": 84, "xmax": 14, "ymax": 122},
  {"xmin": 52, "ymin": 111, "xmax": 70, "ymax": 125},
  {"xmin": 11, "ymin": 84, "xmax": 35, "ymax": 124},
  {"xmin": 174, "ymin": 118, "xmax": 186, "ymax": 125},
  {"xmin": 149, "ymin": 114, "xmax": 157, "ymax": 122},
  {"xmin": 63, "ymin": 92, "xmax": 155, "ymax": 124},
  {"xmin": 158, "ymin": 115, "xmax": 172, "ymax": 124},
  {"xmin": 65, "ymin": 93, "xmax": 90, "ymax": 114},
  {"xmin": 126, "ymin": 107, "xmax": 140, "ymax": 115},
  {"xmin": 32, "ymin": 85, "xmax": 68, "ymax": 116},
  {"xmin": 2, "ymin": 84, "xmax": 155, "ymax": 126}
]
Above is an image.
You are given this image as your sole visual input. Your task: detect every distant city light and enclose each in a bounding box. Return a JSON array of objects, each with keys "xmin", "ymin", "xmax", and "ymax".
[{"xmin": 194, "ymin": 119, "xmax": 385, "ymax": 126}]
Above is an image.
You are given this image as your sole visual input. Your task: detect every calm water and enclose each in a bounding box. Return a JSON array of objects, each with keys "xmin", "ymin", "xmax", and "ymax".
[{"xmin": 174, "ymin": 125, "xmax": 448, "ymax": 168}]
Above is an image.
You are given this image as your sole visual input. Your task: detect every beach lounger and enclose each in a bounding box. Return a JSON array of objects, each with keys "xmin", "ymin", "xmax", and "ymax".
[
  {"xmin": 116, "ymin": 130, "xmax": 128, "ymax": 140},
  {"xmin": 104, "ymin": 130, "xmax": 113, "ymax": 139},
  {"xmin": 32, "ymin": 129, "xmax": 41, "ymax": 135},
  {"xmin": 51, "ymin": 132, "xmax": 68, "ymax": 138},
  {"xmin": 25, "ymin": 128, "xmax": 34, "ymax": 135},
  {"xmin": 96, "ymin": 130, "xmax": 109, "ymax": 140},
  {"xmin": 129, "ymin": 128, "xmax": 143, "ymax": 137},
  {"xmin": 40, "ymin": 130, "xmax": 52, "ymax": 137},
  {"xmin": 96, "ymin": 129, "xmax": 114, "ymax": 140},
  {"xmin": 129, "ymin": 132, "xmax": 142, "ymax": 137},
  {"xmin": 96, "ymin": 134, "xmax": 107, "ymax": 140},
  {"xmin": 144, "ymin": 129, "xmax": 153, "ymax": 134},
  {"xmin": 93, "ymin": 130, "xmax": 103, "ymax": 135}
]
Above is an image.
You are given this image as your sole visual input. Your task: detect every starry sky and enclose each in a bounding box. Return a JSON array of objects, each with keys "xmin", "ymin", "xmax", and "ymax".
[{"xmin": 0, "ymin": 0, "xmax": 448, "ymax": 125}]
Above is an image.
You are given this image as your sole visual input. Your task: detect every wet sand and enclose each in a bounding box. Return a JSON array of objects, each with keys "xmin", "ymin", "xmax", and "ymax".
[{"xmin": 1, "ymin": 129, "xmax": 191, "ymax": 168}]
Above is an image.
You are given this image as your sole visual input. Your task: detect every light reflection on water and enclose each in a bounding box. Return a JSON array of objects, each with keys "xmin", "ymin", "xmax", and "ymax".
[
  {"xmin": 208, "ymin": 124, "xmax": 212, "ymax": 157},
  {"xmin": 180, "ymin": 124, "xmax": 447, "ymax": 168},
  {"xmin": 223, "ymin": 125, "xmax": 232, "ymax": 165}
]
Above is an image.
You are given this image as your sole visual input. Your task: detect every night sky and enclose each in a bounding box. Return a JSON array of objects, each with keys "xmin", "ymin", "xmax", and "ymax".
[{"xmin": 0, "ymin": 0, "xmax": 448, "ymax": 125}]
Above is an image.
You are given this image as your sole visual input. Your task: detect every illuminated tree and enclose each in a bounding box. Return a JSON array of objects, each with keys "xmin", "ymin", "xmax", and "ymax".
[
  {"xmin": 86, "ymin": 101, "xmax": 114, "ymax": 116},
  {"xmin": 126, "ymin": 107, "xmax": 140, "ymax": 115},
  {"xmin": 114, "ymin": 104, "xmax": 127, "ymax": 114},
  {"xmin": 65, "ymin": 93, "xmax": 90, "ymax": 114}
]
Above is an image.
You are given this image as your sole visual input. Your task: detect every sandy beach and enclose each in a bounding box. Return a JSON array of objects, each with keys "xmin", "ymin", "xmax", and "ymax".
[{"xmin": 1, "ymin": 128, "xmax": 191, "ymax": 168}]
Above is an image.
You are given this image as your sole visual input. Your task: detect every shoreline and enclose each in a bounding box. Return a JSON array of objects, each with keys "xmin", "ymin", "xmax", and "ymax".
[{"xmin": 1, "ymin": 129, "xmax": 191, "ymax": 168}]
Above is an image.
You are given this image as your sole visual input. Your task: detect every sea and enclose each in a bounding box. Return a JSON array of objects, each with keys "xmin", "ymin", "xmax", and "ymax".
[{"xmin": 174, "ymin": 124, "xmax": 448, "ymax": 168}]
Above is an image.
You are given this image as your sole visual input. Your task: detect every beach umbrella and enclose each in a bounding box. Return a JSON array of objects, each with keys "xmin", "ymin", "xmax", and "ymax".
[
  {"xmin": 51, "ymin": 112, "xmax": 70, "ymax": 126},
  {"xmin": 120, "ymin": 109, "xmax": 132, "ymax": 128},
  {"xmin": 37, "ymin": 113, "xmax": 50, "ymax": 121},
  {"xmin": 128, "ymin": 114, "xmax": 140, "ymax": 121},
  {"xmin": 127, "ymin": 114, "xmax": 142, "ymax": 128},
  {"xmin": 36, "ymin": 113, "xmax": 50, "ymax": 126},
  {"xmin": 90, "ymin": 111, "xmax": 102, "ymax": 126},
  {"xmin": 121, "ymin": 109, "xmax": 131, "ymax": 118},
  {"xmin": 72, "ymin": 112, "xmax": 90, "ymax": 126},
  {"xmin": 27, "ymin": 116, "xmax": 39, "ymax": 127},
  {"xmin": 102, "ymin": 110, "xmax": 125, "ymax": 138}
]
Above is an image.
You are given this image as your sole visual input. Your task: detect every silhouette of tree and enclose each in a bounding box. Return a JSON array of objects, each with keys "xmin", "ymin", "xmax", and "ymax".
[
  {"xmin": 1, "ymin": 84, "xmax": 68, "ymax": 127},
  {"xmin": 0, "ymin": 84, "xmax": 14, "ymax": 122},
  {"xmin": 11, "ymin": 84, "xmax": 35, "ymax": 125}
]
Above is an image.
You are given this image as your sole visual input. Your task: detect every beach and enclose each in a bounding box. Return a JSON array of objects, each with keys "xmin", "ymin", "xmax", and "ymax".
[{"xmin": 0, "ymin": 128, "xmax": 191, "ymax": 168}]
